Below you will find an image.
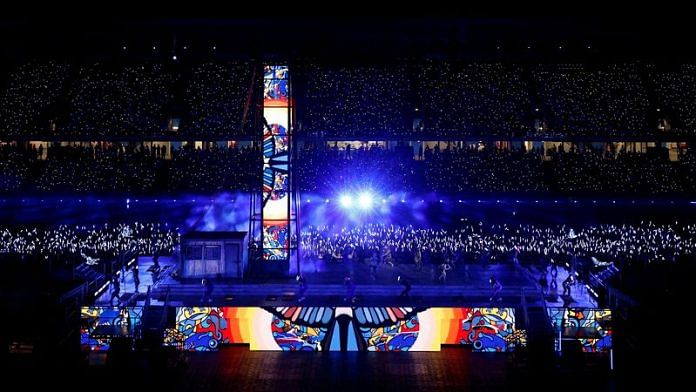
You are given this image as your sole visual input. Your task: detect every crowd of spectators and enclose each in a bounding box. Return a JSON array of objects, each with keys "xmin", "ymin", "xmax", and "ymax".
[
  {"xmin": 414, "ymin": 62, "xmax": 530, "ymax": 136},
  {"xmin": 4, "ymin": 61, "xmax": 696, "ymax": 138},
  {"xmin": 0, "ymin": 61, "xmax": 256, "ymax": 138},
  {"xmin": 0, "ymin": 142, "xmax": 258, "ymax": 194},
  {"xmin": 298, "ymin": 64, "xmax": 412, "ymax": 137},
  {"xmin": 0, "ymin": 62, "xmax": 71, "ymax": 135},
  {"xmin": 0, "ymin": 222, "xmax": 179, "ymax": 265},
  {"xmin": 64, "ymin": 64, "xmax": 175, "ymax": 136},
  {"xmin": 2, "ymin": 141, "xmax": 695, "ymax": 195},
  {"xmin": 184, "ymin": 62, "xmax": 255, "ymax": 137},
  {"xmin": 649, "ymin": 64, "xmax": 696, "ymax": 134},
  {"xmin": 532, "ymin": 64, "xmax": 650, "ymax": 136},
  {"xmin": 296, "ymin": 143, "xmax": 692, "ymax": 195},
  {"xmin": 301, "ymin": 221, "xmax": 695, "ymax": 268}
]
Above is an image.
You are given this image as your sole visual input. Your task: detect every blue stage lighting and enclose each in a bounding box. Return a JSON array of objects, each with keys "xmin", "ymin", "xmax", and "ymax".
[
  {"xmin": 358, "ymin": 193, "xmax": 374, "ymax": 210},
  {"xmin": 339, "ymin": 195, "xmax": 353, "ymax": 208}
]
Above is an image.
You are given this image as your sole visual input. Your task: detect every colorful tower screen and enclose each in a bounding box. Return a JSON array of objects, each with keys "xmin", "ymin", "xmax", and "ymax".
[{"xmin": 262, "ymin": 65, "xmax": 291, "ymax": 260}]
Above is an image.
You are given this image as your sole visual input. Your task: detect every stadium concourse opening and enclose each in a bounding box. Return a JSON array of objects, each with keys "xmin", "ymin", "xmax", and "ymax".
[{"xmin": 2, "ymin": 16, "xmax": 695, "ymax": 390}]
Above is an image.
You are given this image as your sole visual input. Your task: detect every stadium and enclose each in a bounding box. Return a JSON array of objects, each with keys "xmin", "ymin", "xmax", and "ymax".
[{"xmin": 1, "ymin": 16, "xmax": 694, "ymax": 390}]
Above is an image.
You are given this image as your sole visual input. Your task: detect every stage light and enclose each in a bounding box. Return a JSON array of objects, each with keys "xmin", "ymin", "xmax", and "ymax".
[
  {"xmin": 339, "ymin": 195, "xmax": 353, "ymax": 208},
  {"xmin": 439, "ymin": 199, "xmax": 443, "ymax": 203},
  {"xmin": 358, "ymin": 193, "xmax": 374, "ymax": 210},
  {"xmin": 172, "ymin": 55, "xmax": 177, "ymax": 60},
  {"xmin": 401, "ymin": 199, "xmax": 405, "ymax": 203},
  {"xmin": 325, "ymin": 199, "xmax": 330, "ymax": 203},
  {"xmin": 382, "ymin": 199, "xmax": 387, "ymax": 203}
]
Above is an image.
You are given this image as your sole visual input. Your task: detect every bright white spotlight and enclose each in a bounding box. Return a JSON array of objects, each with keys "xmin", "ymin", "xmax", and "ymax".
[
  {"xmin": 339, "ymin": 195, "xmax": 353, "ymax": 208},
  {"xmin": 358, "ymin": 193, "xmax": 374, "ymax": 210}
]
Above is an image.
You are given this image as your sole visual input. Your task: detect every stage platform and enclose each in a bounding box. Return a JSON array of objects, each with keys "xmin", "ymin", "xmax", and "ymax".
[{"xmin": 92, "ymin": 255, "xmax": 594, "ymax": 308}]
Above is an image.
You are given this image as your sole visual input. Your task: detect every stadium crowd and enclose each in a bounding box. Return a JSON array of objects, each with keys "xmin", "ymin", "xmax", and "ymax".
[
  {"xmin": 300, "ymin": 221, "xmax": 695, "ymax": 267},
  {"xmin": 2, "ymin": 142, "xmax": 695, "ymax": 195},
  {"xmin": 0, "ymin": 61, "xmax": 256, "ymax": 138},
  {"xmin": 0, "ymin": 222, "xmax": 179, "ymax": 265},
  {"xmin": 0, "ymin": 143, "xmax": 258, "ymax": 194},
  {"xmin": 3, "ymin": 61, "xmax": 696, "ymax": 138}
]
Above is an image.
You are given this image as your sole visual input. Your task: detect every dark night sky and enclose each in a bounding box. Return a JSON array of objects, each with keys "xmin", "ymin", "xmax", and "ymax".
[{"xmin": 1, "ymin": 16, "xmax": 695, "ymax": 62}]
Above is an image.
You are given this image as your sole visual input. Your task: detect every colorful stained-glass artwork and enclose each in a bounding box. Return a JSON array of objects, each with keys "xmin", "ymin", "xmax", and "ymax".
[
  {"xmin": 168, "ymin": 306, "xmax": 522, "ymax": 352},
  {"xmin": 271, "ymin": 317, "xmax": 327, "ymax": 351},
  {"xmin": 460, "ymin": 308, "xmax": 516, "ymax": 352},
  {"xmin": 80, "ymin": 307, "xmax": 142, "ymax": 351},
  {"xmin": 565, "ymin": 308, "xmax": 612, "ymax": 352},
  {"xmin": 264, "ymin": 65, "xmax": 289, "ymax": 103},
  {"xmin": 262, "ymin": 64, "xmax": 291, "ymax": 260},
  {"xmin": 176, "ymin": 307, "xmax": 231, "ymax": 351},
  {"xmin": 360, "ymin": 315, "xmax": 420, "ymax": 351},
  {"xmin": 547, "ymin": 307, "xmax": 612, "ymax": 352}
]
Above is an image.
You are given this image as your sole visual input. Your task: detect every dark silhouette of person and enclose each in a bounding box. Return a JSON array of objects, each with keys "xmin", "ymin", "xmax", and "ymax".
[
  {"xmin": 398, "ymin": 276, "xmax": 411, "ymax": 297},
  {"xmin": 297, "ymin": 274, "xmax": 307, "ymax": 302},
  {"xmin": 133, "ymin": 265, "xmax": 140, "ymax": 293},
  {"xmin": 562, "ymin": 274, "xmax": 574, "ymax": 297},
  {"xmin": 539, "ymin": 272, "xmax": 548, "ymax": 296},
  {"xmin": 369, "ymin": 252, "xmax": 378, "ymax": 281},
  {"xmin": 151, "ymin": 254, "xmax": 161, "ymax": 283},
  {"xmin": 201, "ymin": 278, "xmax": 213, "ymax": 303},
  {"xmin": 489, "ymin": 276, "xmax": 503, "ymax": 302},
  {"xmin": 110, "ymin": 276, "xmax": 121, "ymax": 307},
  {"xmin": 344, "ymin": 277, "xmax": 356, "ymax": 303},
  {"xmin": 549, "ymin": 278, "xmax": 559, "ymax": 301}
]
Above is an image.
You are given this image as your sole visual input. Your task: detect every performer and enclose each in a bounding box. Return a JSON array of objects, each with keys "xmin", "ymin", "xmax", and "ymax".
[
  {"xmin": 132, "ymin": 264, "xmax": 140, "ymax": 293},
  {"xmin": 438, "ymin": 263, "xmax": 451, "ymax": 284},
  {"xmin": 297, "ymin": 274, "xmax": 307, "ymax": 302},
  {"xmin": 539, "ymin": 271, "xmax": 548, "ymax": 297},
  {"xmin": 200, "ymin": 278, "xmax": 214, "ymax": 303},
  {"xmin": 369, "ymin": 252, "xmax": 378, "ymax": 281},
  {"xmin": 562, "ymin": 274, "xmax": 574, "ymax": 297},
  {"xmin": 398, "ymin": 276, "xmax": 411, "ymax": 297},
  {"xmin": 344, "ymin": 276, "xmax": 356, "ymax": 303},
  {"xmin": 489, "ymin": 276, "xmax": 503, "ymax": 302},
  {"xmin": 413, "ymin": 247, "xmax": 422, "ymax": 271},
  {"xmin": 110, "ymin": 276, "xmax": 121, "ymax": 307}
]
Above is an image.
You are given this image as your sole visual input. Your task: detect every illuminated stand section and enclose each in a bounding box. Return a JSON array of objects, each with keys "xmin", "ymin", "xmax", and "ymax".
[
  {"xmin": 165, "ymin": 307, "xmax": 526, "ymax": 352},
  {"xmin": 251, "ymin": 65, "xmax": 298, "ymax": 276}
]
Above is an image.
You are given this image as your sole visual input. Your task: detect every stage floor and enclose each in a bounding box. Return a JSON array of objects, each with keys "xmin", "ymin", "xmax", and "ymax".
[{"xmin": 94, "ymin": 256, "xmax": 595, "ymax": 308}]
